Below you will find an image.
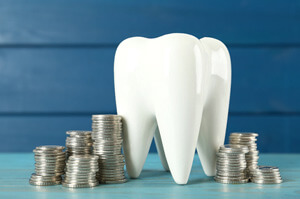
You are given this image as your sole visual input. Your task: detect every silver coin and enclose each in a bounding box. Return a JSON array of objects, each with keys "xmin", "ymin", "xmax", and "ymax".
[
  {"xmin": 64, "ymin": 180, "xmax": 98, "ymax": 185},
  {"xmin": 29, "ymin": 180, "xmax": 61, "ymax": 186},
  {"xmin": 66, "ymin": 166, "xmax": 99, "ymax": 171},
  {"xmin": 65, "ymin": 175, "xmax": 97, "ymax": 179},
  {"xmin": 251, "ymin": 179, "xmax": 282, "ymax": 184},
  {"xmin": 66, "ymin": 144, "xmax": 93, "ymax": 148},
  {"xmin": 251, "ymin": 171, "xmax": 281, "ymax": 177},
  {"xmin": 35, "ymin": 172, "xmax": 65, "ymax": 176},
  {"xmin": 66, "ymin": 140, "xmax": 92, "ymax": 144},
  {"xmin": 62, "ymin": 181, "xmax": 99, "ymax": 188},
  {"xmin": 100, "ymin": 179, "xmax": 127, "ymax": 184},
  {"xmin": 92, "ymin": 123, "xmax": 122, "ymax": 127},
  {"xmin": 216, "ymin": 172, "xmax": 247, "ymax": 177},
  {"xmin": 92, "ymin": 130, "xmax": 122, "ymax": 134},
  {"xmin": 35, "ymin": 159, "xmax": 66, "ymax": 163},
  {"xmin": 34, "ymin": 155, "xmax": 66, "ymax": 158},
  {"xmin": 92, "ymin": 114, "xmax": 122, "ymax": 120},
  {"xmin": 249, "ymin": 166, "xmax": 279, "ymax": 173},
  {"xmin": 229, "ymin": 138, "xmax": 257, "ymax": 142},
  {"xmin": 64, "ymin": 179, "xmax": 98, "ymax": 183},
  {"xmin": 214, "ymin": 177, "xmax": 249, "ymax": 184},
  {"xmin": 35, "ymin": 145, "xmax": 65, "ymax": 151},
  {"xmin": 67, "ymin": 130, "xmax": 92, "ymax": 136},
  {"xmin": 230, "ymin": 132, "xmax": 259, "ymax": 137},
  {"xmin": 93, "ymin": 145, "xmax": 122, "ymax": 149},
  {"xmin": 216, "ymin": 152, "xmax": 245, "ymax": 158},
  {"xmin": 99, "ymin": 162, "xmax": 125, "ymax": 167},
  {"xmin": 69, "ymin": 155, "xmax": 99, "ymax": 160},
  {"xmin": 66, "ymin": 136, "xmax": 92, "ymax": 140},
  {"xmin": 67, "ymin": 161, "xmax": 98, "ymax": 165},
  {"xmin": 66, "ymin": 168, "xmax": 99, "ymax": 172},
  {"xmin": 219, "ymin": 146, "xmax": 249, "ymax": 153},
  {"xmin": 214, "ymin": 175, "xmax": 248, "ymax": 180},
  {"xmin": 30, "ymin": 173, "xmax": 62, "ymax": 180}
]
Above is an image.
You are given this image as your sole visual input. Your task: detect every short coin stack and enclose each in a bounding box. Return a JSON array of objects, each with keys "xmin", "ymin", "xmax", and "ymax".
[
  {"xmin": 215, "ymin": 144, "xmax": 249, "ymax": 184},
  {"xmin": 29, "ymin": 145, "xmax": 65, "ymax": 186},
  {"xmin": 66, "ymin": 131, "xmax": 93, "ymax": 157},
  {"xmin": 92, "ymin": 115, "xmax": 126, "ymax": 184},
  {"xmin": 63, "ymin": 155, "xmax": 99, "ymax": 188},
  {"xmin": 249, "ymin": 166, "xmax": 282, "ymax": 184},
  {"xmin": 229, "ymin": 133, "xmax": 259, "ymax": 170}
]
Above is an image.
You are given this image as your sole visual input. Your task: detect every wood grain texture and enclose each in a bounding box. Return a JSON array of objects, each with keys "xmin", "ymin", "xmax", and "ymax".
[
  {"xmin": 0, "ymin": 153, "xmax": 299, "ymax": 198},
  {"xmin": 0, "ymin": 0, "xmax": 299, "ymax": 45},
  {"xmin": 0, "ymin": 0, "xmax": 298, "ymax": 153},
  {"xmin": 0, "ymin": 47, "xmax": 299, "ymax": 113},
  {"xmin": 0, "ymin": 114, "xmax": 299, "ymax": 152}
]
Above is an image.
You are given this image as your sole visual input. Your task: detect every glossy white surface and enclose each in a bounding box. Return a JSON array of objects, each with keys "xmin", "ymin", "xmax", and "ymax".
[{"xmin": 114, "ymin": 33, "xmax": 231, "ymax": 184}]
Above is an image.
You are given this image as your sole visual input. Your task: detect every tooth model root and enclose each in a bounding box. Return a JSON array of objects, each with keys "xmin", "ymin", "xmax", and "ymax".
[
  {"xmin": 154, "ymin": 129, "xmax": 169, "ymax": 171},
  {"xmin": 122, "ymin": 111, "xmax": 157, "ymax": 178}
]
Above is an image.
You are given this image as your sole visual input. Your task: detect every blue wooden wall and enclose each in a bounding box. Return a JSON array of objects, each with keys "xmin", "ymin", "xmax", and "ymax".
[{"xmin": 0, "ymin": 0, "xmax": 299, "ymax": 152}]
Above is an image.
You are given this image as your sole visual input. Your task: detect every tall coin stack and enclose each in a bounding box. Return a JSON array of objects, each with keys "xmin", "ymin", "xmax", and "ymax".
[
  {"xmin": 249, "ymin": 166, "xmax": 282, "ymax": 184},
  {"xmin": 215, "ymin": 144, "xmax": 249, "ymax": 184},
  {"xmin": 92, "ymin": 115, "xmax": 126, "ymax": 184},
  {"xmin": 229, "ymin": 132, "xmax": 259, "ymax": 173},
  {"xmin": 63, "ymin": 155, "xmax": 99, "ymax": 188},
  {"xmin": 29, "ymin": 145, "xmax": 65, "ymax": 186},
  {"xmin": 66, "ymin": 131, "xmax": 93, "ymax": 157}
]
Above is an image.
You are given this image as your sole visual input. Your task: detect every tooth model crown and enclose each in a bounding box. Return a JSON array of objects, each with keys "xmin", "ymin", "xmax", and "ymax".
[{"xmin": 114, "ymin": 33, "xmax": 231, "ymax": 184}]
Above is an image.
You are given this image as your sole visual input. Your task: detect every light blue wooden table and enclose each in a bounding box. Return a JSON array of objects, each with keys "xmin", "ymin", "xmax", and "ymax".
[{"xmin": 0, "ymin": 153, "xmax": 299, "ymax": 198}]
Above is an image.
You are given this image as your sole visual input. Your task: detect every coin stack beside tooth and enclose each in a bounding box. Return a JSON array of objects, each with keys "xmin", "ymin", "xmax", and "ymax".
[
  {"xmin": 66, "ymin": 131, "xmax": 93, "ymax": 158},
  {"xmin": 249, "ymin": 166, "xmax": 283, "ymax": 184},
  {"xmin": 214, "ymin": 144, "xmax": 249, "ymax": 184},
  {"xmin": 92, "ymin": 115, "xmax": 126, "ymax": 184},
  {"xmin": 29, "ymin": 145, "xmax": 66, "ymax": 186},
  {"xmin": 229, "ymin": 132, "xmax": 259, "ymax": 171},
  {"xmin": 62, "ymin": 155, "xmax": 99, "ymax": 188}
]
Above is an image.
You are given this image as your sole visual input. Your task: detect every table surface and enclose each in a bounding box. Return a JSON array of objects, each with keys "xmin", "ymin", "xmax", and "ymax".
[{"xmin": 0, "ymin": 153, "xmax": 299, "ymax": 199}]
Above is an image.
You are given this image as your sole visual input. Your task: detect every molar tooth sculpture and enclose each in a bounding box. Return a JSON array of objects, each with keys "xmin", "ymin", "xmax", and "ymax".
[{"xmin": 114, "ymin": 33, "xmax": 231, "ymax": 184}]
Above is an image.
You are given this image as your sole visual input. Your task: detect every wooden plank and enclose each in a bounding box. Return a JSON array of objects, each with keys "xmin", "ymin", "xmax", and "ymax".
[
  {"xmin": 0, "ymin": 153, "xmax": 299, "ymax": 197},
  {"xmin": 0, "ymin": 47, "xmax": 299, "ymax": 113},
  {"xmin": 0, "ymin": 48, "xmax": 116, "ymax": 113},
  {"xmin": 230, "ymin": 47, "xmax": 300, "ymax": 113},
  {"xmin": 0, "ymin": 115, "xmax": 92, "ymax": 152},
  {"xmin": 0, "ymin": 114, "xmax": 299, "ymax": 152},
  {"xmin": 0, "ymin": 0, "xmax": 299, "ymax": 45}
]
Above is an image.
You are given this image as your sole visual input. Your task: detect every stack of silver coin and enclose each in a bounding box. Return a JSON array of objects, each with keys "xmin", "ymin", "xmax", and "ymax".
[
  {"xmin": 249, "ymin": 166, "xmax": 283, "ymax": 184},
  {"xmin": 92, "ymin": 115, "xmax": 126, "ymax": 184},
  {"xmin": 215, "ymin": 144, "xmax": 249, "ymax": 184},
  {"xmin": 229, "ymin": 132, "xmax": 259, "ymax": 170},
  {"xmin": 62, "ymin": 155, "xmax": 99, "ymax": 188},
  {"xmin": 29, "ymin": 145, "xmax": 66, "ymax": 186},
  {"xmin": 66, "ymin": 130, "xmax": 93, "ymax": 157}
]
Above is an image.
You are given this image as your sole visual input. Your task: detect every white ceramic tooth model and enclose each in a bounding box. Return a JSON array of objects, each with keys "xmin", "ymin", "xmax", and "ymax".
[{"xmin": 114, "ymin": 33, "xmax": 231, "ymax": 184}]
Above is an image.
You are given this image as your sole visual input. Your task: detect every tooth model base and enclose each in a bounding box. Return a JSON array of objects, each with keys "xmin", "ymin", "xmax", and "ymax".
[{"xmin": 114, "ymin": 33, "xmax": 231, "ymax": 184}]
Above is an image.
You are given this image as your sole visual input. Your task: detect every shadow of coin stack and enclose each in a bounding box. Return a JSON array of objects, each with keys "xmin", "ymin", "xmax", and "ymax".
[
  {"xmin": 91, "ymin": 115, "xmax": 126, "ymax": 184},
  {"xmin": 29, "ymin": 145, "xmax": 65, "ymax": 186},
  {"xmin": 215, "ymin": 144, "xmax": 249, "ymax": 184},
  {"xmin": 229, "ymin": 133, "xmax": 259, "ymax": 179},
  {"xmin": 65, "ymin": 131, "xmax": 93, "ymax": 158}
]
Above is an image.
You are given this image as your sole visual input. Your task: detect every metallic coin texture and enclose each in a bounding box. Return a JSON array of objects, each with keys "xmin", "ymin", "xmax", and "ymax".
[
  {"xmin": 29, "ymin": 145, "xmax": 65, "ymax": 186},
  {"xmin": 66, "ymin": 130, "xmax": 93, "ymax": 158},
  {"xmin": 215, "ymin": 132, "xmax": 283, "ymax": 184},
  {"xmin": 215, "ymin": 144, "xmax": 249, "ymax": 184},
  {"xmin": 63, "ymin": 155, "xmax": 99, "ymax": 188},
  {"xmin": 249, "ymin": 165, "xmax": 282, "ymax": 184},
  {"xmin": 92, "ymin": 114, "xmax": 126, "ymax": 184}
]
